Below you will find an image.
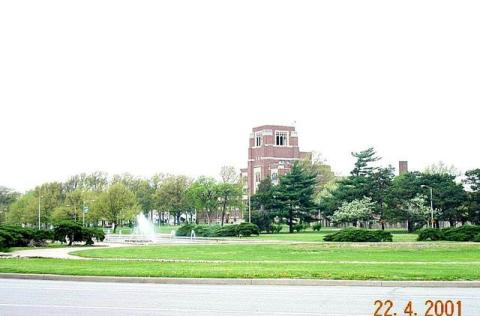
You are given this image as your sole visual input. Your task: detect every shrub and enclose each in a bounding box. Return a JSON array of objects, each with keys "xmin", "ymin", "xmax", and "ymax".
[
  {"xmin": 0, "ymin": 225, "xmax": 52, "ymax": 249},
  {"xmin": 312, "ymin": 223, "xmax": 322, "ymax": 232},
  {"xmin": 442, "ymin": 225, "xmax": 480, "ymax": 242},
  {"xmin": 215, "ymin": 225, "xmax": 239, "ymax": 237},
  {"xmin": 474, "ymin": 234, "xmax": 480, "ymax": 243},
  {"xmin": 323, "ymin": 228, "xmax": 393, "ymax": 242},
  {"xmin": 53, "ymin": 221, "xmax": 104, "ymax": 246},
  {"xmin": 417, "ymin": 228, "xmax": 445, "ymax": 241},
  {"xmin": 237, "ymin": 223, "xmax": 260, "ymax": 237},
  {"xmin": 417, "ymin": 225, "xmax": 480, "ymax": 242},
  {"xmin": 272, "ymin": 224, "xmax": 283, "ymax": 234},
  {"xmin": 176, "ymin": 224, "xmax": 196, "ymax": 237},
  {"xmin": 82, "ymin": 228, "xmax": 106, "ymax": 245},
  {"xmin": 293, "ymin": 223, "xmax": 307, "ymax": 233}
]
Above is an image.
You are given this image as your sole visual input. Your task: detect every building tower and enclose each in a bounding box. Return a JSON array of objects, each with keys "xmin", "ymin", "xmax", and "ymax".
[{"xmin": 241, "ymin": 125, "xmax": 311, "ymax": 195}]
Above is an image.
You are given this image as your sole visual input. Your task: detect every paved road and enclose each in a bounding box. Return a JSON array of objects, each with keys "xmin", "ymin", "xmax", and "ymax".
[{"xmin": 0, "ymin": 279, "xmax": 479, "ymax": 315}]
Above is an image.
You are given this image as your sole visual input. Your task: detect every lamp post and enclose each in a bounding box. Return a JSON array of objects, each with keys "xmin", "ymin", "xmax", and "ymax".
[
  {"xmin": 421, "ymin": 185, "xmax": 434, "ymax": 228},
  {"xmin": 38, "ymin": 193, "xmax": 41, "ymax": 229}
]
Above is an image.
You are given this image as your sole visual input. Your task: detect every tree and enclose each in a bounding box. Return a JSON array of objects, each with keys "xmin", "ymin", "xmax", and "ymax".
[
  {"xmin": 368, "ymin": 166, "xmax": 395, "ymax": 229},
  {"xmin": 217, "ymin": 182, "xmax": 242, "ymax": 226},
  {"xmin": 220, "ymin": 166, "xmax": 239, "ymax": 184},
  {"xmin": 331, "ymin": 197, "xmax": 376, "ymax": 226},
  {"xmin": 424, "ymin": 161, "xmax": 460, "ymax": 177},
  {"xmin": 188, "ymin": 177, "xmax": 219, "ymax": 224},
  {"xmin": 351, "ymin": 147, "xmax": 380, "ymax": 177},
  {"xmin": 421, "ymin": 173, "xmax": 466, "ymax": 227},
  {"xmin": 33, "ymin": 182, "xmax": 65, "ymax": 228},
  {"xmin": 93, "ymin": 183, "xmax": 139, "ymax": 232},
  {"xmin": 155, "ymin": 175, "xmax": 192, "ymax": 225},
  {"xmin": 0, "ymin": 186, "xmax": 19, "ymax": 224},
  {"xmin": 464, "ymin": 169, "xmax": 480, "ymax": 224},
  {"xmin": 298, "ymin": 152, "xmax": 336, "ymax": 196},
  {"xmin": 5, "ymin": 192, "xmax": 37, "ymax": 226},
  {"xmin": 250, "ymin": 177, "xmax": 278, "ymax": 232},
  {"xmin": 276, "ymin": 162, "xmax": 317, "ymax": 233}
]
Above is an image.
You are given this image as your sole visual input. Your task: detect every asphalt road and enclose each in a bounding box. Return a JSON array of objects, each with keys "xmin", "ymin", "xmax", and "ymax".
[{"xmin": 0, "ymin": 279, "xmax": 479, "ymax": 316}]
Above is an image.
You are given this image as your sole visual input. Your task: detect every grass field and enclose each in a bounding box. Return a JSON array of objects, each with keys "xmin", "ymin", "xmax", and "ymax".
[
  {"xmin": 1, "ymin": 242, "xmax": 478, "ymax": 281},
  {"xmin": 250, "ymin": 231, "xmax": 418, "ymax": 242},
  {"xmin": 72, "ymin": 243, "xmax": 480, "ymax": 262}
]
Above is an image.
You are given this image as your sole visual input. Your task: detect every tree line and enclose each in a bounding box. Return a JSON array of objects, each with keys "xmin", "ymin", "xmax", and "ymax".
[
  {"xmin": 0, "ymin": 167, "xmax": 244, "ymax": 232},
  {"xmin": 250, "ymin": 148, "xmax": 480, "ymax": 233}
]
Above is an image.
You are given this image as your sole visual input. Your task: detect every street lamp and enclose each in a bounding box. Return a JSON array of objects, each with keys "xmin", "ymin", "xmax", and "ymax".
[
  {"xmin": 38, "ymin": 193, "xmax": 41, "ymax": 229},
  {"xmin": 421, "ymin": 185, "xmax": 434, "ymax": 228}
]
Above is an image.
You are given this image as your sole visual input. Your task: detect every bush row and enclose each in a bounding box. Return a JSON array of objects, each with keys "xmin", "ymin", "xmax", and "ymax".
[
  {"xmin": 0, "ymin": 221, "xmax": 106, "ymax": 250},
  {"xmin": 417, "ymin": 225, "xmax": 480, "ymax": 242},
  {"xmin": 176, "ymin": 223, "xmax": 260, "ymax": 238},
  {"xmin": 0, "ymin": 225, "xmax": 52, "ymax": 249},
  {"xmin": 323, "ymin": 228, "xmax": 393, "ymax": 242}
]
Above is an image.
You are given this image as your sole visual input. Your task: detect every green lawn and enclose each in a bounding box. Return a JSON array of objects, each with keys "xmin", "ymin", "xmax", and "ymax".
[
  {"xmin": 72, "ymin": 243, "xmax": 480, "ymax": 263},
  {"xmin": 252, "ymin": 231, "xmax": 418, "ymax": 242},
  {"xmin": 3, "ymin": 243, "xmax": 479, "ymax": 280},
  {"xmin": 1, "ymin": 256, "xmax": 479, "ymax": 280}
]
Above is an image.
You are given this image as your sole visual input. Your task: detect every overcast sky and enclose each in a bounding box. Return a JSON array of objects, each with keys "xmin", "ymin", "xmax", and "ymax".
[{"xmin": 1, "ymin": 1, "xmax": 479, "ymax": 192}]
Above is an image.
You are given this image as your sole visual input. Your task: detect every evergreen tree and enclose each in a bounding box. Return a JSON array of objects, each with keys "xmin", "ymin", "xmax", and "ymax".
[{"xmin": 276, "ymin": 162, "xmax": 317, "ymax": 233}]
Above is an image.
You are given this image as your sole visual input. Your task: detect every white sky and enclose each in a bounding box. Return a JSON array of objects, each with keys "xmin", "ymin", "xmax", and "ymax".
[{"xmin": 1, "ymin": 1, "xmax": 479, "ymax": 192}]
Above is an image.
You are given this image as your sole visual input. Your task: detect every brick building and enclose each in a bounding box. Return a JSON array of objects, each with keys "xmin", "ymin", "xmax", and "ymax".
[{"xmin": 242, "ymin": 125, "xmax": 311, "ymax": 196}]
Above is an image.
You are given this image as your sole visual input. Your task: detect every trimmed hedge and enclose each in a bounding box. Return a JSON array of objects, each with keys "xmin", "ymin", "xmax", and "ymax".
[
  {"xmin": 53, "ymin": 221, "xmax": 105, "ymax": 246},
  {"xmin": 0, "ymin": 225, "xmax": 53, "ymax": 249},
  {"xmin": 176, "ymin": 223, "xmax": 260, "ymax": 238},
  {"xmin": 323, "ymin": 228, "xmax": 393, "ymax": 242},
  {"xmin": 417, "ymin": 225, "xmax": 480, "ymax": 242}
]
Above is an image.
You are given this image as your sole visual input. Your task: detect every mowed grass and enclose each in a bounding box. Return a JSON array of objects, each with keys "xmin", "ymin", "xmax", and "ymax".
[
  {"xmin": 251, "ymin": 232, "xmax": 417, "ymax": 242},
  {"xmin": 71, "ymin": 243, "xmax": 480, "ymax": 263},
  {"xmin": 1, "ymin": 256, "xmax": 479, "ymax": 280}
]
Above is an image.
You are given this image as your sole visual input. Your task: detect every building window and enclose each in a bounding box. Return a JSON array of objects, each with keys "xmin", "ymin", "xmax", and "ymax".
[
  {"xmin": 275, "ymin": 131, "xmax": 288, "ymax": 146},
  {"xmin": 255, "ymin": 132, "xmax": 262, "ymax": 147}
]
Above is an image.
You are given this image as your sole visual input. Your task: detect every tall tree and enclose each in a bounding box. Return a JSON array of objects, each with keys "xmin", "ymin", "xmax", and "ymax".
[
  {"xmin": 93, "ymin": 183, "xmax": 139, "ymax": 232},
  {"xmin": 155, "ymin": 175, "xmax": 192, "ymax": 225},
  {"xmin": 188, "ymin": 177, "xmax": 219, "ymax": 224},
  {"xmin": 0, "ymin": 186, "xmax": 19, "ymax": 224},
  {"xmin": 276, "ymin": 162, "xmax": 317, "ymax": 233},
  {"xmin": 464, "ymin": 169, "xmax": 480, "ymax": 224},
  {"xmin": 351, "ymin": 147, "xmax": 380, "ymax": 177}
]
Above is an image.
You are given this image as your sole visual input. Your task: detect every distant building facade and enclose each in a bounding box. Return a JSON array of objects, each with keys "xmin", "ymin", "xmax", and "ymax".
[
  {"xmin": 399, "ymin": 161, "xmax": 409, "ymax": 175},
  {"xmin": 241, "ymin": 125, "xmax": 311, "ymax": 196}
]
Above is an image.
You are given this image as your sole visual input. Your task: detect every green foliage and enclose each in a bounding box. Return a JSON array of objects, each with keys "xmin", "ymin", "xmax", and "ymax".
[
  {"xmin": 323, "ymin": 228, "xmax": 393, "ymax": 242},
  {"xmin": 175, "ymin": 224, "xmax": 196, "ymax": 237},
  {"xmin": 237, "ymin": 223, "xmax": 260, "ymax": 237},
  {"xmin": 312, "ymin": 223, "xmax": 322, "ymax": 232},
  {"xmin": 417, "ymin": 225, "xmax": 480, "ymax": 242},
  {"xmin": 272, "ymin": 224, "xmax": 283, "ymax": 234},
  {"xmin": 53, "ymin": 221, "xmax": 103, "ymax": 246},
  {"xmin": 331, "ymin": 197, "xmax": 376, "ymax": 225},
  {"xmin": 417, "ymin": 228, "xmax": 444, "ymax": 241},
  {"xmin": 292, "ymin": 223, "xmax": 307, "ymax": 233},
  {"xmin": 276, "ymin": 162, "xmax": 318, "ymax": 233},
  {"xmin": 175, "ymin": 223, "xmax": 259, "ymax": 237},
  {"xmin": 474, "ymin": 234, "xmax": 480, "ymax": 242},
  {"xmin": 0, "ymin": 225, "xmax": 52, "ymax": 249},
  {"xmin": 215, "ymin": 225, "xmax": 239, "ymax": 237}
]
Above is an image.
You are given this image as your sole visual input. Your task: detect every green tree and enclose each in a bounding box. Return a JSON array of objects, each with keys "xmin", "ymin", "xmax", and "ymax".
[
  {"xmin": 188, "ymin": 177, "xmax": 219, "ymax": 224},
  {"xmin": 351, "ymin": 147, "xmax": 380, "ymax": 177},
  {"xmin": 155, "ymin": 175, "xmax": 192, "ymax": 225},
  {"xmin": 93, "ymin": 183, "xmax": 139, "ymax": 232},
  {"xmin": 464, "ymin": 169, "xmax": 480, "ymax": 224},
  {"xmin": 276, "ymin": 162, "xmax": 317, "ymax": 233},
  {"xmin": 331, "ymin": 197, "xmax": 376, "ymax": 226},
  {"xmin": 5, "ymin": 192, "xmax": 37, "ymax": 226},
  {"xmin": 0, "ymin": 186, "xmax": 19, "ymax": 224}
]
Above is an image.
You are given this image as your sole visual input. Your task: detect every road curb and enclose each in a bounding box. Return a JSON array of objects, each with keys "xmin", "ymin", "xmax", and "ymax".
[{"xmin": 1, "ymin": 273, "xmax": 479, "ymax": 287}]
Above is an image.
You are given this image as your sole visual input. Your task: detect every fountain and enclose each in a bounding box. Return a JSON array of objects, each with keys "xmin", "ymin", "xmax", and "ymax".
[{"xmin": 133, "ymin": 213, "xmax": 156, "ymax": 242}]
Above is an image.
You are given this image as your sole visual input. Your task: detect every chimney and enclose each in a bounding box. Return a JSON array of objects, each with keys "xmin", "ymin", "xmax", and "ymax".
[{"xmin": 399, "ymin": 161, "xmax": 408, "ymax": 175}]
